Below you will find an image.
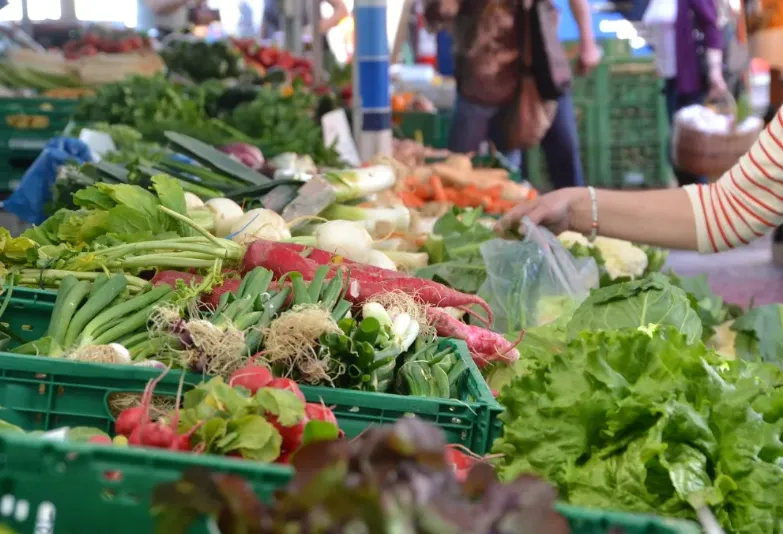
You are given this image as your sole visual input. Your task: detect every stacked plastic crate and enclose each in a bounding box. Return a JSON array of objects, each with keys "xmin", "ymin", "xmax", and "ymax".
[
  {"xmin": 0, "ymin": 97, "xmax": 77, "ymax": 192},
  {"xmin": 526, "ymin": 56, "xmax": 669, "ymax": 190}
]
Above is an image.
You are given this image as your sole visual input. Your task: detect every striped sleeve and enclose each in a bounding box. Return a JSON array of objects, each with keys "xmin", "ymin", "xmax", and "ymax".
[{"xmin": 684, "ymin": 107, "xmax": 783, "ymax": 253}]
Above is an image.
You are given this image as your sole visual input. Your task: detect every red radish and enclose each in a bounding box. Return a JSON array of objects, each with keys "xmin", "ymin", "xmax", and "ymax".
[
  {"xmin": 304, "ymin": 403, "xmax": 338, "ymax": 426},
  {"xmin": 136, "ymin": 421, "xmax": 177, "ymax": 448},
  {"xmin": 115, "ymin": 366, "xmax": 171, "ymax": 438},
  {"xmin": 229, "ymin": 364, "xmax": 273, "ymax": 393},
  {"xmin": 88, "ymin": 435, "xmax": 112, "ymax": 445},
  {"xmin": 304, "ymin": 403, "xmax": 344, "ymax": 437},
  {"xmin": 276, "ymin": 450, "xmax": 293, "ymax": 465},
  {"xmin": 267, "ymin": 377, "xmax": 306, "ymax": 403},
  {"xmin": 269, "ymin": 416, "xmax": 307, "ymax": 452},
  {"xmin": 242, "ymin": 240, "xmax": 494, "ymax": 322},
  {"xmin": 176, "ymin": 433, "xmax": 192, "ymax": 451},
  {"xmin": 115, "ymin": 406, "xmax": 145, "ymax": 437},
  {"xmin": 445, "ymin": 445, "xmax": 476, "ymax": 470},
  {"xmin": 200, "ymin": 278, "xmax": 242, "ymax": 309},
  {"xmin": 151, "ymin": 270, "xmax": 202, "ymax": 287},
  {"xmin": 427, "ymin": 307, "xmax": 520, "ymax": 365}
]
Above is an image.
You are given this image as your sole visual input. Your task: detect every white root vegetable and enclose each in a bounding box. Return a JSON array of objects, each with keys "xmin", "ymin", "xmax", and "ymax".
[
  {"xmin": 184, "ymin": 192, "xmax": 205, "ymax": 210},
  {"xmin": 205, "ymin": 198, "xmax": 244, "ymax": 238},
  {"xmin": 109, "ymin": 343, "xmax": 132, "ymax": 364},
  {"xmin": 314, "ymin": 220, "xmax": 375, "ymax": 262},
  {"xmin": 230, "ymin": 208, "xmax": 291, "ymax": 244},
  {"xmin": 365, "ymin": 250, "xmax": 397, "ymax": 271},
  {"xmin": 362, "ymin": 302, "xmax": 393, "ymax": 328}
]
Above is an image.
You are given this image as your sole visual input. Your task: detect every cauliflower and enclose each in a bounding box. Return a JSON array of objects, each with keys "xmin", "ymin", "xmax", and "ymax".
[
  {"xmin": 707, "ymin": 320, "xmax": 737, "ymax": 360},
  {"xmin": 593, "ymin": 237, "xmax": 648, "ymax": 280},
  {"xmin": 557, "ymin": 231, "xmax": 591, "ymax": 248},
  {"xmin": 558, "ymin": 233, "xmax": 650, "ymax": 281}
]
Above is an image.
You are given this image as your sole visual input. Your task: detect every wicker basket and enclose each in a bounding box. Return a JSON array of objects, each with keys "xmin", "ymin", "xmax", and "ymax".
[{"xmin": 672, "ymin": 93, "xmax": 762, "ymax": 181}]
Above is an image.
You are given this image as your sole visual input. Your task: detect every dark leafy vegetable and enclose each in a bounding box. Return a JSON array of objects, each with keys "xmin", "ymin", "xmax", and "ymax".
[{"xmin": 152, "ymin": 419, "xmax": 570, "ymax": 534}]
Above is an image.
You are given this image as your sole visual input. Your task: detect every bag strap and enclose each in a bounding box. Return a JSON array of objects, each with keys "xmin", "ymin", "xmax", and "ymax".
[{"xmin": 520, "ymin": 0, "xmax": 533, "ymax": 69}]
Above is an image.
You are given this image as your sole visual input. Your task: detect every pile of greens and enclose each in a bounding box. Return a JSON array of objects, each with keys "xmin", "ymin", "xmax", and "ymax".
[
  {"xmin": 417, "ymin": 208, "xmax": 495, "ymax": 294},
  {"xmin": 153, "ymin": 419, "xmax": 570, "ymax": 534},
  {"xmin": 493, "ymin": 325, "xmax": 783, "ymax": 533},
  {"xmin": 161, "ymin": 40, "xmax": 244, "ymax": 83},
  {"xmin": 73, "ymin": 75, "xmax": 341, "ymax": 165}
]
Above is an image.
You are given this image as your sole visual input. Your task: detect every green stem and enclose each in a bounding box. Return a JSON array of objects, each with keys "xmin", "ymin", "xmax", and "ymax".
[
  {"xmin": 119, "ymin": 257, "xmax": 217, "ymax": 269},
  {"xmin": 159, "ymin": 206, "xmax": 233, "ymax": 251},
  {"xmin": 99, "ymin": 241, "xmax": 239, "ymax": 262},
  {"xmin": 447, "ymin": 243, "xmax": 484, "ymax": 257},
  {"xmin": 17, "ymin": 270, "xmax": 150, "ymax": 290}
]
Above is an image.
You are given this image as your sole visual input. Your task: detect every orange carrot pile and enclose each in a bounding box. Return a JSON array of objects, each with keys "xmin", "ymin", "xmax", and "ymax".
[{"xmin": 400, "ymin": 175, "xmax": 536, "ymax": 215}]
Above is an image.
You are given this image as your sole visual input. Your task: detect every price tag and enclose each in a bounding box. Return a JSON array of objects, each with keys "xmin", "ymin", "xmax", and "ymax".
[
  {"xmin": 321, "ymin": 109, "xmax": 361, "ymax": 167},
  {"xmin": 6, "ymin": 114, "xmax": 49, "ymax": 130}
]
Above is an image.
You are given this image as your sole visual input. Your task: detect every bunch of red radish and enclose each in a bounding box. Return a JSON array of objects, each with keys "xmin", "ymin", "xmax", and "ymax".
[
  {"xmin": 445, "ymin": 444, "xmax": 486, "ymax": 482},
  {"xmin": 94, "ymin": 364, "xmax": 341, "ymax": 465},
  {"xmin": 151, "ymin": 239, "xmax": 520, "ymax": 367},
  {"xmin": 229, "ymin": 363, "xmax": 342, "ymax": 463}
]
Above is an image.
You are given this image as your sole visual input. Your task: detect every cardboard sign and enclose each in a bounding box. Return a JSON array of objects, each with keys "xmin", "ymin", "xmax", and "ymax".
[{"xmin": 321, "ymin": 109, "xmax": 361, "ymax": 166}]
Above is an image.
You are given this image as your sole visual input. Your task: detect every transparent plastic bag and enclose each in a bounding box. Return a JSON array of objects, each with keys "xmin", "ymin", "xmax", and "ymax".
[{"xmin": 478, "ymin": 218, "xmax": 598, "ymax": 333}]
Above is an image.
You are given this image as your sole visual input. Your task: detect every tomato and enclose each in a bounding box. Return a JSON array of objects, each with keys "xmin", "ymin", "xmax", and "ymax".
[
  {"xmin": 79, "ymin": 44, "xmax": 99, "ymax": 57},
  {"xmin": 276, "ymin": 51, "xmax": 295, "ymax": 70},
  {"xmin": 258, "ymin": 49, "xmax": 277, "ymax": 67}
]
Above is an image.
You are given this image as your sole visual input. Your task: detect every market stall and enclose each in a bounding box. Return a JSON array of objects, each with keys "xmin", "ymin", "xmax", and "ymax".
[{"xmin": 0, "ymin": 7, "xmax": 777, "ymax": 534}]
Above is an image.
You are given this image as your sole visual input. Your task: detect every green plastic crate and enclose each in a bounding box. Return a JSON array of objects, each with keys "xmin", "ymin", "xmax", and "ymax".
[
  {"xmin": 393, "ymin": 110, "xmax": 452, "ymax": 148},
  {"xmin": 1, "ymin": 287, "xmax": 57, "ymax": 348},
  {"xmin": 556, "ymin": 504, "xmax": 701, "ymax": 534},
  {"xmin": 0, "ymin": 430, "xmax": 700, "ymax": 534},
  {"xmin": 0, "ymin": 431, "xmax": 292, "ymax": 534},
  {"xmin": 0, "ymin": 288, "xmax": 501, "ymax": 454},
  {"xmin": 0, "ymin": 97, "xmax": 76, "ymax": 152}
]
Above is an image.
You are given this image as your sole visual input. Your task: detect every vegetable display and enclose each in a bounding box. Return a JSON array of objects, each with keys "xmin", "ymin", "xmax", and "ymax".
[{"xmin": 152, "ymin": 419, "xmax": 569, "ymax": 534}]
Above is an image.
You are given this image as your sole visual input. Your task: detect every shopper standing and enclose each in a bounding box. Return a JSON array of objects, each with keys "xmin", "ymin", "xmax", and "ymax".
[
  {"xmin": 138, "ymin": 0, "xmax": 217, "ymax": 36},
  {"xmin": 425, "ymin": 0, "xmax": 600, "ymax": 190},
  {"xmin": 261, "ymin": 0, "xmax": 349, "ymax": 39}
]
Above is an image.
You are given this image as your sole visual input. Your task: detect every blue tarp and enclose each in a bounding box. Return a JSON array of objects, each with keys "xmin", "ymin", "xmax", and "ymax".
[{"xmin": 2, "ymin": 137, "xmax": 93, "ymax": 225}]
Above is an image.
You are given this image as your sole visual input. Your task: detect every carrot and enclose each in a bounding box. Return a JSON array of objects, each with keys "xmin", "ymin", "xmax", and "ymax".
[
  {"xmin": 484, "ymin": 185, "xmax": 504, "ymax": 199},
  {"xmin": 400, "ymin": 191, "xmax": 424, "ymax": 207},
  {"xmin": 411, "ymin": 182, "xmax": 432, "ymax": 200},
  {"xmin": 429, "ymin": 175, "xmax": 447, "ymax": 202}
]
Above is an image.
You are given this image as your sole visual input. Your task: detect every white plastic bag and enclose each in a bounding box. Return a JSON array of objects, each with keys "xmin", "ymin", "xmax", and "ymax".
[{"xmin": 479, "ymin": 218, "xmax": 598, "ymax": 333}]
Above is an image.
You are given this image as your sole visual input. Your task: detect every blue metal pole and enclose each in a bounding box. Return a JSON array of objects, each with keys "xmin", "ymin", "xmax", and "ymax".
[{"xmin": 353, "ymin": 0, "xmax": 392, "ymax": 160}]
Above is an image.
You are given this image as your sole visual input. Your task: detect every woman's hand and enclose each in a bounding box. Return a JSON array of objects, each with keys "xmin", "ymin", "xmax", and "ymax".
[{"xmin": 494, "ymin": 188, "xmax": 586, "ymax": 236}]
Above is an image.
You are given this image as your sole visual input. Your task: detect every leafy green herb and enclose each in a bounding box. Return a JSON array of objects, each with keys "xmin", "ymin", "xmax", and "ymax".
[{"xmin": 416, "ymin": 208, "xmax": 495, "ymax": 294}]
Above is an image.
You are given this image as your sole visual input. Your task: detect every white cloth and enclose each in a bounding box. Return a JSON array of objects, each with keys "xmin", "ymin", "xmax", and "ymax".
[
  {"xmin": 643, "ymin": 0, "xmax": 677, "ymax": 78},
  {"xmin": 137, "ymin": 0, "xmax": 190, "ymax": 32},
  {"xmin": 684, "ymin": 107, "xmax": 783, "ymax": 253}
]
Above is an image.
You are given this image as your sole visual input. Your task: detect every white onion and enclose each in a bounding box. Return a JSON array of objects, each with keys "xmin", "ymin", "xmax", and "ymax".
[{"xmin": 205, "ymin": 198, "xmax": 244, "ymax": 237}]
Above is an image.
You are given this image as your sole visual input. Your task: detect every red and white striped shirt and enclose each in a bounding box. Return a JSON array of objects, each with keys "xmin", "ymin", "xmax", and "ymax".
[{"xmin": 684, "ymin": 108, "xmax": 783, "ymax": 253}]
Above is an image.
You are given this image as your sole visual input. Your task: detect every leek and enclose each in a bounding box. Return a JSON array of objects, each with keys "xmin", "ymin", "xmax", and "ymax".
[
  {"xmin": 320, "ymin": 203, "xmax": 411, "ymax": 233},
  {"xmin": 322, "ymin": 166, "xmax": 396, "ymax": 202}
]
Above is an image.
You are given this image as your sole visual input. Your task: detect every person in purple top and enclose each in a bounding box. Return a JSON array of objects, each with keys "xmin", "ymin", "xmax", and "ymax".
[{"xmin": 663, "ymin": 0, "xmax": 726, "ymax": 186}]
